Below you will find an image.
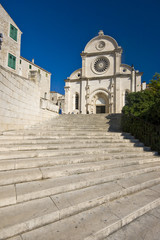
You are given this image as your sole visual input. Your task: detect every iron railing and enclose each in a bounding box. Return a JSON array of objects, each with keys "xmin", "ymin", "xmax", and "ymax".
[{"xmin": 121, "ymin": 114, "xmax": 160, "ymax": 154}]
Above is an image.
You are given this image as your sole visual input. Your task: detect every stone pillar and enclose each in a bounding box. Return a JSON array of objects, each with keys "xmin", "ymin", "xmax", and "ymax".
[
  {"xmin": 81, "ymin": 55, "xmax": 86, "ymax": 78},
  {"xmin": 115, "ymin": 52, "xmax": 121, "ymax": 74},
  {"xmin": 115, "ymin": 77, "xmax": 121, "ymax": 113},
  {"xmin": 0, "ymin": 33, "xmax": 3, "ymax": 66},
  {"xmin": 64, "ymin": 86, "xmax": 70, "ymax": 113},
  {"xmin": 131, "ymin": 65, "xmax": 136, "ymax": 92},
  {"xmin": 86, "ymin": 79, "xmax": 90, "ymax": 113},
  {"xmin": 80, "ymin": 79, "xmax": 86, "ymax": 114}
]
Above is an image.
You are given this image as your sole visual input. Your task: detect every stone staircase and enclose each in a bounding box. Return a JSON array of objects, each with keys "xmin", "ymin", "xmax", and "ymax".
[{"xmin": 0, "ymin": 114, "xmax": 160, "ymax": 240}]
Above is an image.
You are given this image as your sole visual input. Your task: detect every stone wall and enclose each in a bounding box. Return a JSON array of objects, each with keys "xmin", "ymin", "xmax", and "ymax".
[
  {"xmin": 20, "ymin": 57, "xmax": 51, "ymax": 100},
  {"xmin": 0, "ymin": 4, "xmax": 22, "ymax": 74},
  {"xmin": 0, "ymin": 65, "xmax": 58, "ymax": 131}
]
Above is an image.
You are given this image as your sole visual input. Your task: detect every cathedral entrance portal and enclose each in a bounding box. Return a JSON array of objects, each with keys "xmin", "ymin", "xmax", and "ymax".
[{"xmin": 90, "ymin": 92, "xmax": 109, "ymax": 114}]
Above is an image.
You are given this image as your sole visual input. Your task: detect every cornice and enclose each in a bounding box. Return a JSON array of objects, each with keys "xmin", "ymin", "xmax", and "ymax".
[
  {"xmin": 80, "ymin": 48, "xmax": 122, "ymax": 58},
  {"xmin": 65, "ymin": 71, "xmax": 143, "ymax": 82}
]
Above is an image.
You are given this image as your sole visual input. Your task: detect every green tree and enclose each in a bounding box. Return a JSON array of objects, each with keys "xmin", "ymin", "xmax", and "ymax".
[
  {"xmin": 149, "ymin": 73, "xmax": 160, "ymax": 93},
  {"xmin": 122, "ymin": 73, "xmax": 160, "ymax": 125}
]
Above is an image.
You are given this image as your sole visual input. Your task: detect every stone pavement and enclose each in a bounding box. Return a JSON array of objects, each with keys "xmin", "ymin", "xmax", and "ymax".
[{"xmin": 0, "ymin": 114, "xmax": 160, "ymax": 240}]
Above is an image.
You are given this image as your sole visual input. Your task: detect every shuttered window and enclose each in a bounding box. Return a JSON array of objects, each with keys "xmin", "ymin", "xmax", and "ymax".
[
  {"xmin": 8, "ymin": 53, "xmax": 16, "ymax": 70},
  {"xmin": 10, "ymin": 24, "xmax": 17, "ymax": 41}
]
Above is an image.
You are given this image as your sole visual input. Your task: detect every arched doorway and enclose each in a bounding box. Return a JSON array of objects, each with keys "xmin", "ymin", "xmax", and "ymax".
[
  {"xmin": 90, "ymin": 92, "xmax": 109, "ymax": 114},
  {"xmin": 96, "ymin": 97, "xmax": 106, "ymax": 113}
]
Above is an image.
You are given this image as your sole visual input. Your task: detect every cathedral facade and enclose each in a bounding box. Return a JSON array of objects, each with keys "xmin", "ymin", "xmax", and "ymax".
[{"xmin": 64, "ymin": 31, "xmax": 143, "ymax": 114}]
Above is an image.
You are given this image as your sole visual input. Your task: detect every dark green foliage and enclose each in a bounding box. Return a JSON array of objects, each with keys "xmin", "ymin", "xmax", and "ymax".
[{"xmin": 122, "ymin": 73, "xmax": 160, "ymax": 125}]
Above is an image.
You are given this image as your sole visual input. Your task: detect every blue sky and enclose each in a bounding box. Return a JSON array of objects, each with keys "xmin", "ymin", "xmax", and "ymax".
[{"xmin": 1, "ymin": 0, "xmax": 160, "ymax": 94}]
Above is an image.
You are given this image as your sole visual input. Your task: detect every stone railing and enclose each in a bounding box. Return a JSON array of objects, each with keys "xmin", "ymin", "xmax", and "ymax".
[{"xmin": 40, "ymin": 98, "xmax": 59, "ymax": 113}]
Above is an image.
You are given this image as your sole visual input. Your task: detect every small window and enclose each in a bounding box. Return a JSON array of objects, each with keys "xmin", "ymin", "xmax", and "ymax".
[
  {"xmin": 20, "ymin": 60, "xmax": 22, "ymax": 64},
  {"xmin": 8, "ymin": 53, "xmax": 16, "ymax": 70},
  {"xmin": 38, "ymin": 69, "xmax": 40, "ymax": 73},
  {"xmin": 46, "ymin": 73, "xmax": 48, "ymax": 77},
  {"xmin": 44, "ymin": 92, "xmax": 47, "ymax": 99},
  {"xmin": 29, "ymin": 65, "xmax": 32, "ymax": 69},
  {"xmin": 75, "ymin": 93, "xmax": 79, "ymax": 110},
  {"xmin": 125, "ymin": 90, "xmax": 129, "ymax": 105},
  {"xmin": 52, "ymin": 97, "xmax": 54, "ymax": 101},
  {"xmin": 10, "ymin": 24, "xmax": 17, "ymax": 41}
]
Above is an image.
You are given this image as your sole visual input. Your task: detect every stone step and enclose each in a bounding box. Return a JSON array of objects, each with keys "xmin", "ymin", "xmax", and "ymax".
[
  {"xmin": 106, "ymin": 200, "xmax": 160, "ymax": 240},
  {"xmin": 25, "ymin": 124, "xmax": 110, "ymax": 128},
  {"xmin": 0, "ymin": 145, "xmax": 153, "ymax": 160},
  {"xmin": 0, "ymin": 134, "xmax": 135, "ymax": 141},
  {"xmin": 2, "ymin": 127, "xmax": 111, "ymax": 133},
  {"xmin": 0, "ymin": 142, "xmax": 145, "ymax": 152},
  {"xmin": 13, "ymin": 169, "xmax": 160, "ymax": 205},
  {"xmin": 0, "ymin": 160, "xmax": 160, "ymax": 189},
  {"xmin": 0, "ymin": 113, "xmax": 158, "ymax": 240},
  {"xmin": 0, "ymin": 138, "xmax": 140, "ymax": 145},
  {"xmin": 2, "ymin": 181, "xmax": 160, "ymax": 240},
  {"xmin": 1, "ymin": 130, "xmax": 126, "ymax": 136},
  {"xmin": 0, "ymin": 153, "xmax": 159, "ymax": 172}
]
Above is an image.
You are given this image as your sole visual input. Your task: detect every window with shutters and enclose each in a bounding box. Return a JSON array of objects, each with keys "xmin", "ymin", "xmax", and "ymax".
[
  {"xmin": 8, "ymin": 53, "xmax": 16, "ymax": 70},
  {"xmin": 10, "ymin": 24, "xmax": 18, "ymax": 41}
]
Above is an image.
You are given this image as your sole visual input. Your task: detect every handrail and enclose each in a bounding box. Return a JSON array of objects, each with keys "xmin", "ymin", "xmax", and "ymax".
[{"xmin": 121, "ymin": 114, "xmax": 160, "ymax": 154}]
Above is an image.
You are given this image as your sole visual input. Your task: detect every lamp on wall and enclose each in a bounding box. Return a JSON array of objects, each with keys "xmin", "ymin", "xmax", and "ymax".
[{"xmin": 0, "ymin": 33, "xmax": 3, "ymax": 50}]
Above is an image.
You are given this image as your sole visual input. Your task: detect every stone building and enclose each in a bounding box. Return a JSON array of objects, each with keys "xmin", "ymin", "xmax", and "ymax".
[
  {"xmin": 50, "ymin": 91, "xmax": 65, "ymax": 113},
  {"xmin": 0, "ymin": 4, "xmax": 58, "ymax": 131},
  {"xmin": 65, "ymin": 31, "xmax": 143, "ymax": 114},
  {"xmin": 0, "ymin": 4, "xmax": 51, "ymax": 100}
]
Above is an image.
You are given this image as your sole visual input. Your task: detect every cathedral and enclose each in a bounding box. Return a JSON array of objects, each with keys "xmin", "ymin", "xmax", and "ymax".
[{"xmin": 64, "ymin": 31, "xmax": 143, "ymax": 114}]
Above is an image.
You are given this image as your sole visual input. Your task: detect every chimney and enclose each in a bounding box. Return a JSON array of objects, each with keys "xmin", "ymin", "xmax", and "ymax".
[{"xmin": 32, "ymin": 59, "xmax": 34, "ymax": 64}]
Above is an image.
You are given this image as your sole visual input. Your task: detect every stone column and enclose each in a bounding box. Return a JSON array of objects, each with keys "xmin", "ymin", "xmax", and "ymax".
[
  {"xmin": 86, "ymin": 79, "xmax": 90, "ymax": 114},
  {"xmin": 131, "ymin": 65, "xmax": 136, "ymax": 92},
  {"xmin": 81, "ymin": 55, "xmax": 86, "ymax": 78},
  {"xmin": 115, "ymin": 52, "xmax": 121, "ymax": 74},
  {"xmin": 114, "ymin": 77, "xmax": 121, "ymax": 113},
  {"xmin": 64, "ymin": 86, "xmax": 70, "ymax": 113},
  {"xmin": 0, "ymin": 33, "xmax": 3, "ymax": 66},
  {"xmin": 80, "ymin": 79, "xmax": 86, "ymax": 114}
]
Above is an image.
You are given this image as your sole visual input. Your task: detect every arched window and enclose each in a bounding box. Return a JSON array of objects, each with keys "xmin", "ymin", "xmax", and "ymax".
[
  {"xmin": 75, "ymin": 93, "xmax": 79, "ymax": 110},
  {"xmin": 125, "ymin": 90, "xmax": 129, "ymax": 105}
]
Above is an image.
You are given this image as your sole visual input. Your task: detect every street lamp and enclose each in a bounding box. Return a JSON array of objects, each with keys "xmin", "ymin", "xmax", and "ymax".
[{"xmin": 0, "ymin": 33, "xmax": 3, "ymax": 50}]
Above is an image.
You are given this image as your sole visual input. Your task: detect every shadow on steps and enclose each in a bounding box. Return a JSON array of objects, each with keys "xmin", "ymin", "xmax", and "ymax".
[{"xmin": 105, "ymin": 114, "xmax": 122, "ymax": 132}]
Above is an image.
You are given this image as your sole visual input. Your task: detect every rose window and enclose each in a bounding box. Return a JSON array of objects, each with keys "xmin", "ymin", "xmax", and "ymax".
[{"xmin": 94, "ymin": 57, "xmax": 109, "ymax": 73}]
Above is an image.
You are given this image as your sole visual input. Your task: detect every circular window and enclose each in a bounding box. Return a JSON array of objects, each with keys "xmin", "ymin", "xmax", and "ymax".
[
  {"xmin": 93, "ymin": 57, "xmax": 109, "ymax": 73},
  {"xmin": 96, "ymin": 41, "xmax": 105, "ymax": 50}
]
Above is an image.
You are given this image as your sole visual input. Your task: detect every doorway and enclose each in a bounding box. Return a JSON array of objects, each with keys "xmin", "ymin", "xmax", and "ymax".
[{"xmin": 96, "ymin": 106, "xmax": 105, "ymax": 114}]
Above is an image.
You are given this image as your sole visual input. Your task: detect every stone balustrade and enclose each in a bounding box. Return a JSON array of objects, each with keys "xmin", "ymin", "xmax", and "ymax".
[{"xmin": 40, "ymin": 98, "xmax": 59, "ymax": 113}]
